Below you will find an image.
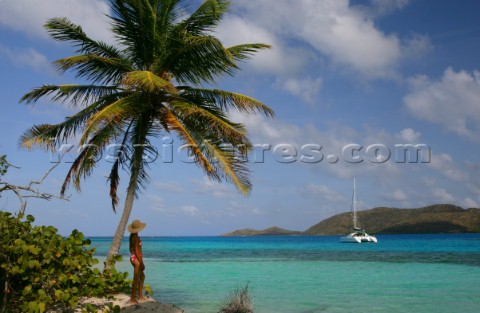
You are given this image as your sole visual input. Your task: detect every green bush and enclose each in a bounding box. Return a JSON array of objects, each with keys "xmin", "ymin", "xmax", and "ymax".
[{"xmin": 0, "ymin": 212, "xmax": 129, "ymax": 312}]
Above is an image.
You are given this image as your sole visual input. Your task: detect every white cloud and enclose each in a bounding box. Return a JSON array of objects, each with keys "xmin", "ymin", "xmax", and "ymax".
[
  {"xmin": 180, "ymin": 205, "xmax": 200, "ymax": 217},
  {"xmin": 0, "ymin": 46, "xmax": 52, "ymax": 72},
  {"xmin": 275, "ymin": 76, "xmax": 323, "ymax": 105},
  {"xmin": 429, "ymin": 153, "xmax": 468, "ymax": 182},
  {"xmin": 365, "ymin": 0, "xmax": 410, "ymax": 17},
  {"xmin": 304, "ymin": 184, "xmax": 344, "ymax": 202},
  {"xmin": 431, "ymin": 188, "xmax": 455, "ymax": 203},
  {"xmin": 404, "ymin": 68, "xmax": 480, "ymax": 140},
  {"xmin": 147, "ymin": 194, "xmax": 166, "ymax": 213},
  {"xmin": 147, "ymin": 194, "xmax": 200, "ymax": 217},
  {"xmin": 153, "ymin": 181, "xmax": 184, "ymax": 193},
  {"xmin": 215, "ymin": 15, "xmax": 310, "ymax": 75},
  {"xmin": 397, "ymin": 128, "xmax": 421, "ymax": 142},
  {"xmin": 461, "ymin": 197, "xmax": 479, "ymax": 208},
  {"xmin": 193, "ymin": 176, "xmax": 235, "ymax": 198},
  {"xmin": 0, "ymin": 0, "xmax": 112, "ymax": 42},
  {"xmin": 231, "ymin": 0, "xmax": 405, "ymax": 79},
  {"xmin": 227, "ymin": 201, "xmax": 263, "ymax": 216},
  {"xmin": 383, "ymin": 189, "xmax": 408, "ymax": 202}
]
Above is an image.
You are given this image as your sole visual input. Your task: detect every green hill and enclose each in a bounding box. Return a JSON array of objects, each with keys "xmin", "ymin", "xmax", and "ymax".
[
  {"xmin": 223, "ymin": 204, "xmax": 480, "ymax": 236},
  {"xmin": 305, "ymin": 204, "xmax": 480, "ymax": 235}
]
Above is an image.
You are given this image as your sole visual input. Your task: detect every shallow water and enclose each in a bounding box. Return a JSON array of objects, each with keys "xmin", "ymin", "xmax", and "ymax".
[{"xmin": 90, "ymin": 234, "xmax": 480, "ymax": 313}]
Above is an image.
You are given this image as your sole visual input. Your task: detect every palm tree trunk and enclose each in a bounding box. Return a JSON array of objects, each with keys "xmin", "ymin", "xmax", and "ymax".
[{"xmin": 104, "ymin": 147, "xmax": 144, "ymax": 270}]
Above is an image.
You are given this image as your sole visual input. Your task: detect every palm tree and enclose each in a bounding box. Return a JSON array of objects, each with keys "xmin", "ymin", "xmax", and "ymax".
[{"xmin": 19, "ymin": 0, "xmax": 273, "ymax": 267}]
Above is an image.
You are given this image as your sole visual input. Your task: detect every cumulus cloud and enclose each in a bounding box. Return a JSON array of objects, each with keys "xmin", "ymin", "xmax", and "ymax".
[
  {"xmin": 153, "ymin": 181, "xmax": 184, "ymax": 193},
  {"xmin": 230, "ymin": 0, "xmax": 409, "ymax": 79},
  {"xmin": 304, "ymin": 184, "xmax": 344, "ymax": 202},
  {"xmin": 275, "ymin": 76, "xmax": 323, "ymax": 105},
  {"xmin": 461, "ymin": 197, "xmax": 479, "ymax": 208},
  {"xmin": 363, "ymin": 0, "xmax": 410, "ymax": 17},
  {"xmin": 397, "ymin": 128, "xmax": 421, "ymax": 142},
  {"xmin": 0, "ymin": 0, "xmax": 112, "ymax": 42},
  {"xmin": 429, "ymin": 153, "xmax": 468, "ymax": 182},
  {"xmin": 404, "ymin": 68, "xmax": 480, "ymax": 140},
  {"xmin": 384, "ymin": 189, "xmax": 408, "ymax": 202},
  {"xmin": 148, "ymin": 195, "xmax": 166, "ymax": 213},
  {"xmin": 179, "ymin": 205, "xmax": 200, "ymax": 217},
  {"xmin": 147, "ymin": 194, "xmax": 200, "ymax": 217},
  {"xmin": 0, "ymin": 46, "xmax": 52, "ymax": 72},
  {"xmin": 215, "ymin": 15, "xmax": 310, "ymax": 75},
  {"xmin": 193, "ymin": 177, "xmax": 235, "ymax": 198},
  {"xmin": 431, "ymin": 188, "xmax": 455, "ymax": 203}
]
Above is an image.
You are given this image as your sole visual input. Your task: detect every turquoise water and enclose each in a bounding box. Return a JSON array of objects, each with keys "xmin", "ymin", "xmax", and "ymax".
[{"xmin": 90, "ymin": 234, "xmax": 480, "ymax": 313}]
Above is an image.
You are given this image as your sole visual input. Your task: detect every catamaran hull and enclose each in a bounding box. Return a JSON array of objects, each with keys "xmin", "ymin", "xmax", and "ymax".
[{"xmin": 340, "ymin": 233, "xmax": 377, "ymax": 243}]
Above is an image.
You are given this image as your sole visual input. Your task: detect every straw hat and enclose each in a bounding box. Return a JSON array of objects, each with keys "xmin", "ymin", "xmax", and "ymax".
[{"xmin": 128, "ymin": 219, "xmax": 146, "ymax": 233}]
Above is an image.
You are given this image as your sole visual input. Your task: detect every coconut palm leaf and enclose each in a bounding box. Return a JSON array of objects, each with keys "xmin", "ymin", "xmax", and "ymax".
[
  {"xmin": 107, "ymin": 121, "xmax": 133, "ymax": 211},
  {"xmin": 20, "ymin": 84, "xmax": 120, "ymax": 107},
  {"xmin": 178, "ymin": 0, "xmax": 230, "ymax": 35},
  {"xmin": 122, "ymin": 71, "xmax": 177, "ymax": 94},
  {"xmin": 169, "ymin": 100, "xmax": 247, "ymax": 139},
  {"xmin": 227, "ymin": 43, "xmax": 272, "ymax": 62},
  {"xmin": 179, "ymin": 87, "xmax": 274, "ymax": 116},
  {"xmin": 45, "ymin": 17, "xmax": 124, "ymax": 58},
  {"xmin": 54, "ymin": 55, "xmax": 132, "ymax": 85}
]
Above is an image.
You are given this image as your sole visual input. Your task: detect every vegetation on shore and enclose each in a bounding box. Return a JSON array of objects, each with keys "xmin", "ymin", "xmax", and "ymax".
[
  {"xmin": 225, "ymin": 204, "xmax": 480, "ymax": 236},
  {"xmin": 0, "ymin": 212, "xmax": 129, "ymax": 313}
]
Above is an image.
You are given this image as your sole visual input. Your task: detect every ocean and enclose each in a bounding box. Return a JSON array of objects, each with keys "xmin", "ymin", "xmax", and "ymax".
[{"xmin": 90, "ymin": 234, "xmax": 480, "ymax": 313}]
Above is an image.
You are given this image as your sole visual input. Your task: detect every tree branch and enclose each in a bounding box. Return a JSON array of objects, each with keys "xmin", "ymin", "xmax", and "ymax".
[{"xmin": 0, "ymin": 151, "xmax": 70, "ymax": 216}]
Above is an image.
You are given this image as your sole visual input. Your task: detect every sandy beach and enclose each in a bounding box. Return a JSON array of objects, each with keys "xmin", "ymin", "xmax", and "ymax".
[{"xmin": 70, "ymin": 294, "xmax": 184, "ymax": 313}]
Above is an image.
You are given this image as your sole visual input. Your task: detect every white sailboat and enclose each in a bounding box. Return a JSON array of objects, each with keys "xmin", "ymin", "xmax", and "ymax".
[{"xmin": 340, "ymin": 178, "xmax": 378, "ymax": 243}]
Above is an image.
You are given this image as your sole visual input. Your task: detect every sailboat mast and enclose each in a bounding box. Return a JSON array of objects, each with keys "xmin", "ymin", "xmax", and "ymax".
[{"xmin": 352, "ymin": 177, "xmax": 357, "ymax": 229}]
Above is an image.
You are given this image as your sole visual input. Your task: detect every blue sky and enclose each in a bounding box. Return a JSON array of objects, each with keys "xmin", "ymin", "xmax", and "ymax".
[{"xmin": 1, "ymin": 0, "xmax": 480, "ymax": 236}]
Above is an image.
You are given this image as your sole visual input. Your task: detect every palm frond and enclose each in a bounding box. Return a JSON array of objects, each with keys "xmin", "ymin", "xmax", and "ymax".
[
  {"xmin": 227, "ymin": 43, "xmax": 271, "ymax": 62},
  {"xmin": 168, "ymin": 100, "xmax": 248, "ymax": 143},
  {"xmin": 127, "ymin": 112, "xmax": 157, "ymax": 195},
  {"xmin": 170, "ymin": 111, "xmax": 251, "ymax": 194},
  {"xmin": 45, "ymin": 17, "xmax": 124, "ymax": 58},
  {"xmin": 54, "ymin": 55, "xmax": 132, "ymax": 85},
  {"xmin": 18, "ymin": 97, "xmax": 120, "ymax": 150},
  {"xmin": 122, "ymin": 71, "xmax": 177, "ymax": 94},
  {"xmin": 179, "ymin": 87, "xmax": 274, "ymax": 117},
  {"xmin": 178, "ymin": 0, "xmax": 230, "ymax": 35},
  {"xmin": 63, "ymin": 120, "xmax": 125, "ymax": 194},
  {"xmin": 107, "ymin": 122, "xmax": 133, "ymax": 212},
  {"xmin": 80, "ymin": 94, "xmax": 144, "ymax": 145},
  {"xmin": 163, "ymin": 109, "xmax": 217, "ymax": 178},
  {"xmin": 20, "ymin": 84, "xmax": 120, "ymax": 107},
  {"xmin": 166, "ymin": 34, "xmax": 237, "ymax": 84},
  {"xmin": 18, "ymin": 124, "xmax": 58, "ymax": 151},
  {"xmin": 110, "ymin": 0, "xmax": 164, "ymax": 68},
  {"xmin": 201, "ymin": 138, "xmax": 251, "ymax": 195}
]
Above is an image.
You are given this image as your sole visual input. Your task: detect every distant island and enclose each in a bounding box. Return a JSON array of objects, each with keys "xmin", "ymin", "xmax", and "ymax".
[
  {"xmin": 223, "ymin": 226, "xmax": 304, "ymax": 236},
  {"xmin": 223, "ymin": 204, "xmax": 480, "ymax": 236}
]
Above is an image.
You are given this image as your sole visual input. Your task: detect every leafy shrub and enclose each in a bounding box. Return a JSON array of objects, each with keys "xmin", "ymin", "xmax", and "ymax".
[
  {"xmin": 218, "ymin": 283, "xmax": 254, "ymax": 313},
  {"xmin": 0, "ymin": 212, "xmax": 129, "ymax": 312}
]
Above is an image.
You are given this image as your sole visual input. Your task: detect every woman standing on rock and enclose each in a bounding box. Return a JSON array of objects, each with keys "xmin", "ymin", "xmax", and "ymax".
[{"xmin": 128, "ymin": 219, "xmax": 146, "ymax": 303}]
